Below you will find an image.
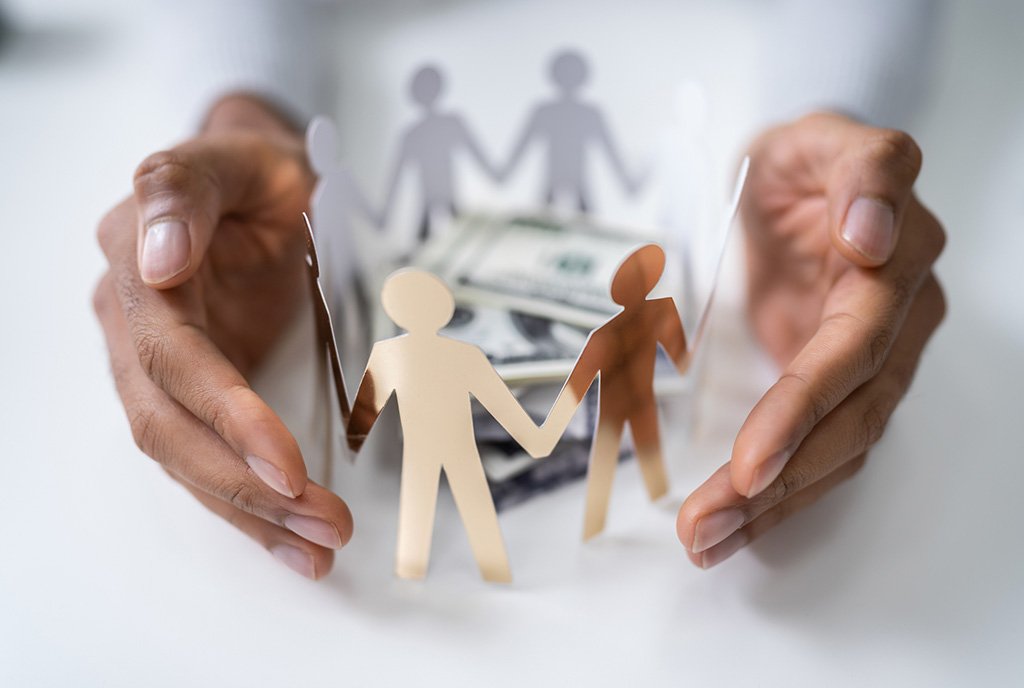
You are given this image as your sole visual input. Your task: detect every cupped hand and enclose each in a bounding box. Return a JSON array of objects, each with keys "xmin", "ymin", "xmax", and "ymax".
[
  {"xmin": 677, "ymin": 113, "xmax": 946, "ymax": 568},
  {"xmin": 93, "ymin": 95, "xmax": 353, "ymax": 579}
]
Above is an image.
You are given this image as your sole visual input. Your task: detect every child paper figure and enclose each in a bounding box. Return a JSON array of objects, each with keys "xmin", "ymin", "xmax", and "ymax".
[
  {"xmin": 346, "ymin": 269, "xmax": 557, "ymax": 582},
  {"xmin": 545, "ymin": 244, "xmax": 691, "ymax": 540},
  {"xmin": 502, "ymin": 49, "xmax": 638, "ymax": 213},
  {"xmin": 380, "ymin": 65, "xmax": 500, "ymax": 243}
]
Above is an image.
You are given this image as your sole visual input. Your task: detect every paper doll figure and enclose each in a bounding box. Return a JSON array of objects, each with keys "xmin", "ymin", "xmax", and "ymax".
[
  {"xmin": 545, "ymin": 244, "xmax": 691, "ymax": 540},
  {"xmin": 380, "ymin": 65, "xmax": 500, "ymax": 242},
  {"xmin": 346, "ymin": 269, "xmax": 556, "ymax": 582},
  {"xmin": 502, "ymin": 49, "xmax": 638, "ymax": 213},
  {"xmin": 307, "ymin": 116, "xmax": 379, "ymax": 287}
]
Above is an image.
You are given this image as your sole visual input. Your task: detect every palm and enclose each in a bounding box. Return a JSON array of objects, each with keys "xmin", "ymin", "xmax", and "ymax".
[
  {"xmin": 742, "ymin": 159, "xmax": 857, "ymax": 367},
  {"xmin": 182, "ymin": 151, "xmax": 312, "ymax": 376}
]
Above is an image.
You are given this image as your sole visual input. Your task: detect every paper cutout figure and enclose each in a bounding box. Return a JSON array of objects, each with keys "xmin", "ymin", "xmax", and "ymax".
[
  {"xmin": 380, "ymin": 65, "xmax": 500, "ymax": 242},
  {"xmin": 346, "ymin": 269, "xmax": 556, "ymax": 582},
  {"xmin": 307, "ymin": 116, "xmax": 379, "ymax": 284},
  {"xmin": 544, "ymin": 244, "xmax": 691, "ymax": 540},
  {"xmin": 502, "ymin": 49, "xmax": 639, "ymax": 213},
  {"xmin": 303, "ymin": 213, "xmax": 351, "ymax": 431}
]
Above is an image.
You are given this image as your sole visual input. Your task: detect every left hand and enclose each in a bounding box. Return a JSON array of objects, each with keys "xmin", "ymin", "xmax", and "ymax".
[{"xmin": 677, "ymin": 113, "xmax": 947, "ymax": 568}]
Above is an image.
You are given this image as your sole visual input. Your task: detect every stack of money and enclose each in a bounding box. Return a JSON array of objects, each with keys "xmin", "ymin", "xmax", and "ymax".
[{"xmin": 411, "ymin": 213, "xmax": 692, "ymax": 510}]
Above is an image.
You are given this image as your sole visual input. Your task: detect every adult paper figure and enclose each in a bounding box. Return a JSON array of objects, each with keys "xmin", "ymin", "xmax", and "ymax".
[
  {"xmin": 502, "ymin": 49, "xmax": 638, "ymax": 213},
  {"xmin": 545, "ymin": 244, "xmax": 690, "ymax": 540},
  {"xmin": 307, "ymin": 116, "xmax": 378, "ymax": 287},
  {"xmin": 346, "ymin": 269, "xmax": 556, "ymax": 582},
  {"xmin": 380, "ymin": 65, "xmax": 500, "ymax": 242}
]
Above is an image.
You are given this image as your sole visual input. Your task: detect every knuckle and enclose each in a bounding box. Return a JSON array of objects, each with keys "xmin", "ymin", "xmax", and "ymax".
[
  {"xmin": 778, "ymin": 370, "xmax": 831, "ymax": 425},
  {"xmin": 867, "ymin": 326, "xmax": 895, "ymax": 375},
  {"xmin": 222, "ymin": 479, "xmax": 262, "ymax": 515},
  {"xmin": 866, "ymin": 129, "xmax": 923, "ymax": 178},
  {"xmin": 133, "ymin": 324, "xmax": 172, "ymax": 383},
  {"xmin": 133, "ymin": 150, "xmax": 199, "ymax": 200},
  {"xmin": 924, "ymin": 213, "xmax": 948, "ymax": 262},
  {"xmin": 766, "ymin": 467, "xmax": 802, "ymax": 505},
  {"xmin": 860, "ymin": 397, "xmax": 895, "ymax": 448},
  {"xmin": 95, "ymin": 209, "xmax": 118, "ymax": 255},
  {"xmin": 127, "ymin": 404, "xmax": 161, "ymax": 458},
  {"xmin": 91, "ymin": 274, "xmax": 114, "ymax": 320}
]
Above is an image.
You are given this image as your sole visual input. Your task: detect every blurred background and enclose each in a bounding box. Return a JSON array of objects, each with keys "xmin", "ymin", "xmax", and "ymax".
[{"xmin": 0, "ymin": 1, "xmax": 1021, "ymax": 686}]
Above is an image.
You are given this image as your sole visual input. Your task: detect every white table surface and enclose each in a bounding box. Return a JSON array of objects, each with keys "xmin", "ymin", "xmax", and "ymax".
[{"xmin": 1, "ymin": 2, "xmax": 1022, "ymax": 686}]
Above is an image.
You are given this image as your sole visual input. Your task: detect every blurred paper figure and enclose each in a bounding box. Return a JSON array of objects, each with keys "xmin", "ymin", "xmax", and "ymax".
[
  {"xmin": 380, "ymin": 65, "xmax": 500, "ymax": 243},
  {"xmin": 502, "ymin": 49, "xmax": 639, "ymax": 214}
]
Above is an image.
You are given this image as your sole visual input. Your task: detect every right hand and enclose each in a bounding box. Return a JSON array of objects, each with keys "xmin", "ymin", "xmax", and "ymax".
[{"xmin": 93, "ymin": 95, "xmax": 353, "ymax": 580}]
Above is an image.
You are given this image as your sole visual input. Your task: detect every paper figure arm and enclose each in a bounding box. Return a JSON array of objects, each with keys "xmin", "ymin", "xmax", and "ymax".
[
  {"xmin": 537, "ymin": 333, "xmax": 602, "ymax": 454},
  {"xmin": 593, "ymin": 109, "xmax": 639, "ymax": 195},
  {"xmin": 378, "ymin": 134, "xmax": 411, "ymax": 229},
  {"xmin": 468, "ymin": 348, "xmax": 552, "ymax": 458},
  {"xmin": 457, "ymin": 118, "xmax": 501, "ymax": 183},
  {"xmin": 499, "ymin": 106, "xmax": 541, "ymax": 181},
  {"xmin": 346, "ymin": 344, "xmax": 396, "ymax": 454},
  {"xmin": 656, "ymin": 299, "xmax": 691, "ymax": 376}
]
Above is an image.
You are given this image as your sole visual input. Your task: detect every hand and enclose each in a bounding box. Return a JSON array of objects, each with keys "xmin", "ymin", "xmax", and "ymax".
[
  {"xmin": 93, "ymin": 95, "xmax": 353, "ymax": 580},
  {"xmin": 677, "ymin": 113, "xmax": 946, "ymax": 568}
]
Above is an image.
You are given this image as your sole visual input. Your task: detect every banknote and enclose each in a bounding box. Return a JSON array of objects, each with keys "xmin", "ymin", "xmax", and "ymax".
[
  {"xmin": 441, "ymin": 303, "xmax": 589, "ymax": 384},
  {"xmin": 416, "ymin": 213, "xmax": 660, "ymax": 328}
]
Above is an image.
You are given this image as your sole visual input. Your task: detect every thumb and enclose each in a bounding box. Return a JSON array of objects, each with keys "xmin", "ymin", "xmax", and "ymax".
[
  {"xmin": 132, "ymin": 137, "xmax": 257, "ymax": 288},
  {"xmin": 828, "ymin": 127, "xmax": 923, "ymax": 268}
]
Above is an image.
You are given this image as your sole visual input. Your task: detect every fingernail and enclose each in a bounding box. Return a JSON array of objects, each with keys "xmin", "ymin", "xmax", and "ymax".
[
  {"xmin": 841, "ymin": 197, "xmax": 895, "ymax": 262},
  {"xmin": 284, "ymin": 514, "xmax": 343, "ymax": 549},
  {"xmin": 270, "ymin": 544, "xmax": 317, "ymax": 579},
  {"xmin": 140, "ymin": 220, "xmax": 190, "ymax": 283},
  {"xmin": 245, "ymin": 455, "xmax": 295, "ymax": 498},
  {"xmin": 691, "ymin": 508, "xmax": 745, "ymax": 553},
  {"xmin": 747, "ymin": 445, "xmax": 795, "ymax": 498},
  {"xmin": 700, "ymin": 530, "xmax": 749, "ymax": 569}
]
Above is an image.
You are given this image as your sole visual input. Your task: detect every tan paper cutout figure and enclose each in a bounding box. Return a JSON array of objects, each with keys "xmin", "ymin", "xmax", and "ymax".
[
  {"xmin": 544, "ymin": 244, "xmax": 691, "ymax": 540},
  {"xmin": 346, "ymin": 269, "xmax": 557, "ymax": 583}
]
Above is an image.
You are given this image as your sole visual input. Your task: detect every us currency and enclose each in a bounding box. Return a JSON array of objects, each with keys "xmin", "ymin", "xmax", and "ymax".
[{"xmin": 416, "ymin": 213, "xmax": 660, "ymax": 329}]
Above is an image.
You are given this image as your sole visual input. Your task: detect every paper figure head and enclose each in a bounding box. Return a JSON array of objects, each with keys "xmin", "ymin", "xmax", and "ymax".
[
  {"xmin": 381, "ymin": 269, "xmax": 455, "ymax": 333},
  {"xmin": 610, "ymin": 244, "xmax": 665, "ymax": 307},
  {"xmin": 549, "ymin": 49, "xmax": 589, "ymax": 94},
  {"xmin": 410, "ymin": 65, "xmax": 444, "ymax": 110},
  {"xmin": 306, "ymin": 116, "xmax": 340, "ymax": 175}
]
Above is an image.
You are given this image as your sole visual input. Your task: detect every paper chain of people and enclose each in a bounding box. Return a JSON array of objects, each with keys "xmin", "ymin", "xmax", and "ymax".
[
  {"xmin": 305, "ymin": 50, "xmax": 694, "ymax": 583},
  {"xmin": 307, "ymin": 49, "xmax": 643, "ymax": 251},
  {"xmin": 305, "ymin": 222, "xmax": 693, "ymax": 583}
]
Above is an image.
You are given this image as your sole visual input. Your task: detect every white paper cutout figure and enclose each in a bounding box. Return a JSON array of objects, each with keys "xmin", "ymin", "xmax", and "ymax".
[
  {"xmin": 346, "ymin": 269, "xmax": 557, "ymax": 582},
  {"xmin": 380, "ymin": 65, "xmax": 501, "ymax": 242},
  {"xmin": 308, "ymin": 116, "xmax": 379, "ymax": 287},
  {"xmin": 502, "ymin": 49, "xmax": 639, "ymax": 213},
  {"xmin": 307, "ymin": 116, "xmax": 378, "ymax": 466}
]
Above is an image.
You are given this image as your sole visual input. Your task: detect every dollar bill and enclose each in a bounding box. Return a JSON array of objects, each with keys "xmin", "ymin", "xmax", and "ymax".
[{"xmin": 416, "ymin": 213, "xmax": 660, "ymax": 328}]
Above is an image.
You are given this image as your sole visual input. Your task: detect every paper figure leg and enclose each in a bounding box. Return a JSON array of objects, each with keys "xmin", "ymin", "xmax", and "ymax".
[
  {"xmin": 395, "ymin": 456, "xmax": 442, "ymax": 580},
  {"xmin": 627, "ymin": 404, "xmax": 669, "ymax": 502},
  {"xmin": 444, "ymin": 457, "xmax": 512, "ymax": 583},
  {"xmin": 582, "ymin": 415, "xmax": 625, "ymax": 541}
]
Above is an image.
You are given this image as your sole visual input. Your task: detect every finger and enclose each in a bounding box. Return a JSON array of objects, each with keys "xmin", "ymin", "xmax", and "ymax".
[
  {"xmin": 827, "ymin": 123, "xmax": 923, "ymax": 266},
  {"xmin": 174, "ymin": 475, "xmax": 335, "ymax": 580},
  {"xmin": 731, "ymin": 209, "xmax": 945, "ymax": 498},
  {"xmin": 679, "ymin": 276, "xmax": 945, "ymax": 557},
  {"xmin": 130, "ymin": 132, "xmax": 302, "ymax": 288},
  {"xmin": 97, "ymin": 201, "xmax": 309, "ymax": 499},
  {"xmin": 688, "ymin": 454, "xmax": 866, "ymax": 570},
  {"xmin": 94, "ymin": 275, "xmax": 354, "ymax": 548}
]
